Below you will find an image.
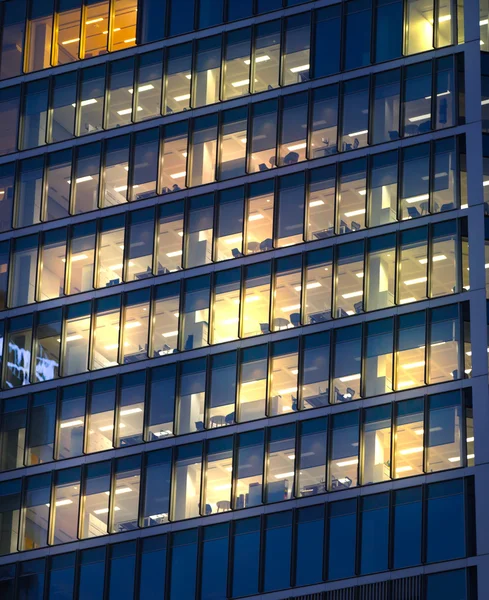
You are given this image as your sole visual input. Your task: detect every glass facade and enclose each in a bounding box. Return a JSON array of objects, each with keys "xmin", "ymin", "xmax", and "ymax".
[{"xmin": 0, "ymin": 0, "xmax": 486, "ymax": 598}]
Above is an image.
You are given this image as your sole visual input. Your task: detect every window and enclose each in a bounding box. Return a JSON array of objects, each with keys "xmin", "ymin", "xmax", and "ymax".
[
  {"xmin": 336, "ymin": 242, "xmax": 365, "ymax": 319},
  {"xmin": 44, "ymin": 150, "xmax": 72, "ymax": 221},
  {"xmin": 106, "ymin": 58, "xmax": 136, "ymax": 129},
  {"xmin": 190, "ymin": 116, "xmax": 218, "ymax": 186},
  {"xmin": 313, "ymin": 7, "xmax": 341, "ymax": 78},
  {"xmin": 303, "ymin": 249, "xmax": 332, "ymax": 324},
  {"xmin": 309, "ymin": 86, "xmax": 338, "ymax": 159},
  {"xmin": 146, "ymin": 365, "xmax": 175, "ymax": 440},
  {"xmin": 156, "ymin": 201, "xmax": 184, "ymax": 274},
  {"xmin": 327, "ymin": 499, "xmax": 357, "ymax": 579},
  {"xmin": 203, "ymin": 438, "xmax": 233, "ymax": 516},
  {"xmin": 50, "ymin": 72, "xmax": 77, "ymax": 143},
  {"xmin": 121, "ymin": 289, "xmax": 150, "ymax": 364},
  {"xmin": 172, "ymin": 444, "xmax": 202, "ymax": 520},
  {"xmin": 0, "ymin": 396, "xmax": 27, "ymax": 471},
  {"xmin": 48, "ymin": 553, "xmax": 76, "ymax": 600},
  {"xmin": 433, "ymin": 137, "xmax": 457, "ymax": 211},
  {"xmin": 394, "ymin": 398, "xmax": 424, "ymax": 477},
  {"xmin": 38, "ymin": 228, "xmax": 67, "ymax": 301},
  {"xmin": 273, "ymin": 256, "xmax": 302, "ymax": 330},
  {"xmin": 83, "ymin": 0, "xmax": 109, "ymax": 59},
  {"xmin": 426, "ymin": 569, "xmax": 468, "ymax": 600},
  {"xmin": 212, "ymin": 269, "xmax": 240, "ymax": 343},
  {"xmin": 366, "ymin": 234, "xmax": 396, "ymax": 311},
  {"xmin": 21, "ymin": 474, "xmax": 51, "ymax": 550},
  {"xmin": 107, "ymin": 542, "xmax": 137, "ymax": 600},
  {"xmin": 362, "ymin": 405, "xmax": 391, "ymax": 484},
  {"xmin": 0, "ymin": 242, "xmax": 8, "ymax": 311},
  {"xmin": 81, "ymin": 461, "xmax": 111, "ymax": 538},
  {"xmin": 165, "ymin": 43, "xmax": 192, "ymax": 115},
  {"xmin": 263, "ymin": 512, "xmax": 292, "ymax": 591},
  {"xmin": 152, "ymin": 282, "xmax": 180, "ymax": 356},
  {"xmin": 337, "ymin": 159, "xmax": 367, "ymax": 232},
  {"xmin": 130, "ymin": 129, "xmax": 159, "ymax": 201},
  {"xmin": 34, "ymin": 308, "xmax": 61, "ymax": 383},
  {"xmin": 396, "ymin": 311, "xmax": 426, "ymax": 390},
  {"xmin": 0, "ymin": 164, "xmax": 15, "ymax": 233},
  {"xmin": 276, "ymin": 173, "xmax": 305, "ymax": 246},
  {"xmin": 0, "ymin": 1, "xmax": 26, "ymax": 80},
  {"xmin": 364, "ymin": 319, "xmax": 394, "ymax": 397},
  {"xmin": 301, "ymin": 332, "xmax": 330, "ymax": 409},
  {"xmin": 134, "ymin": 51, "xmax": 163, "ymax": 121},
  {"xmin": 341, "ymin": 79, "xmax": 369, "ymax": 152},
  {"xmin": 18, "ymin": 560, "xmax": 45, "ymax": 598},
  {"xmin": 375, "ymin": 0, "xmax": 403, "ymax": 61},
  {"xmin": 86, "ymin": 377, "xmax": 116, "ymax": 454},
  {"xmin": 103, "ymin": 135, "xmax": 130, "ymax": 207},
  {"xmin": 0, "ymin": 87, "xmax": 20, "ymax": 156},
  {"xmin": 200, "ymin": 524, "xmax": 229, "ymax": 600},
  {"xmin": 161, "ymin": 122, "xmax": 188, "ymax": 192},
  {"xmin": 427, "ymin": 391, "xmax": 463, "ymax": 472},
  {"xmin": 194, "ymin": 36, "xmax": 221, "ymax": 108},
  {"xmin": 235, "ymin": 430, "xmax": 264, "ymax": 509},
  {"xmin": 268, "ymin": 339, "xmax": 299, "ymax": 416},
  {"xmin": 393, "ymin": 487, "xmax": 422, "ymax": 567},
  {"xmin": 125, "ymin": 209, "xmax": 155, "ymax": 281},
  {"xmin": 219, "ymin": 107, "xmax": 248, "ymax": 180},
  {"xmin": 398, "ymin": 226, "xmax": 428, "ymax": 303},
  {"xmin": 307, "ymin": 166, "xmax": 335, "ymax": 240},
  {"xmin": 78, "ymin": 547, "xmax": 105, "ymax": 599},
  {"xmin": 401, "ymin": 143, "xmax": 430, "ymax": 219},
  {"xmin": 429, "ymin": 304, "xmax": 460, "ymax": 383},
  {"xmin": 372, "ymin": 70, "xmax": 400, "ymax": 144},
  {"xmin": 329, "ymin": 411, "xmax": 359, "ymax": 489},
  {"xmin": 57, "ymin": 383, "xmax": 86, "ymax": 460},
  {"xmin": 231, "ymin": 518, "xmax": 260, "ymax": 597},
  {"xmin": 110, "ymin": 456, "xmax": 141, "ymax": 533},
  {"xmin": 168, "ymin": 0, "xmax": 195, "ymax": 37},
  {"xmin": 111, "ymin": 0, "xmax": 137, "ymax": 53},
  {"xmin": 435, "ymin": 57, "xmax": 455, "ymax": 128},
  {"xmin": 26, "ymin": 1, "xmax": 54, "ymax": 73},
  {"xmin": 181, "ymin": 275, "xmax": 210, "ymax": 351},
  {"xmin": 249, "ymin": 100, "xmax": 278, "ymax": 173},
  {"xmin": 403, "ymin": 62, "xmax": 432, "ymax": 136},
  {"xmin": 21, "ymin": 80, "xmax": 49, "ymax": 150},
  {"xmin": 9, "ymin": 235, "xmax": 38, "ymax": 308},
  {"xmin": 0, "ymin": 480, "xmax": 21, "ymax": 555},
  {"xmin": 96, "ymin": 215, "xmax": 125, "ymax": 288},
  {"xmin": 169, "ymin": 530, "xmax": 198, "ymax": 600},
  {"xmin": 333, "ymin": 325, "xmax": 362, "ymax": 400},
  {"xmin": 405, "ymin": 0, "xmax": 433, "ymax": 55},
  {"xmin": 215, "ymin": 187, "xmax": 244, "ymax": 260},
  {"xmin": 72, "ymin": 142, "xmax": 101, "ymax": 214},
  {"xmin": 253, "ymin": 21, "xmax": 281, "ymax": 93},
  {"xmin": 116, "ymin": 371, "xmax": 145, "ymax": 446},
  {"xmin": 92, "ymin": 296, "xmax": 121, "ymax": 370},
  {"xmin": 369, "ymin": 150, "xmax": 398, "ymax": 227},
  {"xmin": 344, "ymin": 0, "xmax": 371, "ymax": 70},
  {"xmin": 55, "ymin": 0, "xmax": 81, "ymax": 64},
  {"xmin": 430, "ymin": 220, "xmax": 458, "ymax": 296},
  {"xmin": 266, "ymin": 424, "xmax": 295, "ymax": 503},
  {"xmin": 246, "ymin": 180, "xmax": 274, "ymax": 254},
  {"xmin": 282, "ymin": 14, "xmax": 310, "ymax": 86},
  {"xmin": 360, "ymin": 493, "xmax": 389, "ymax": 574},
  {"xmin": 176, "ymin": 358, "xmax": 206, "ymax": 435},
  {"xmin": 295, "ymin": 505, "xmax": 324, "ymax": 586},
  {"xmin": 78, "ymin": 65, "xmax": 105, "ymax": 136},
  {"xmin": 62, "ymin": 302, "xmax": 91, "ymax": 376},
  {"xmin": 241, "ymin": 262, "xmax": 271, "ymax": 338},
  {"xmin": 223, "ymin": 29, "xmax": 251, "ymax": 100},
  {"xmin": 139, "ymin": 537, "xmax": 167, "ymax": 598},
  {"xmin": 238, "ymin": 346, "xmax": 267, "ymax": 423},
  {"xmin": 185, "ymin": 194, "xmax": 214, "ymax": 268},
  {"xmin": 297, "ymin": 418, "xmax": 327, "ymax": 496},
  {"xmin": 5, "ymin": 315, "xmax": 33, "ymax": 388},
  {"xmin": 15, "ymin": 157, "xmax": 43, "ymax": 228},
  {"xmin": 142, "ymin": 450, "xmax": 171, "ymax": 526},
  {"xmin": 51, "ymin": 469, "xmax": 80, "ymax": 544}
]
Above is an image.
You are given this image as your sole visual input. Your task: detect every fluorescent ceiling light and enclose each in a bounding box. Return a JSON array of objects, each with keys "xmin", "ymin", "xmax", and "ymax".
[
  {"xmin": 86, "ymin": 17, "xmax": 104, "ymax": 24},
  {"xmin": 287, "ymin": 142, "xmax": 306, "ymax": 151},
  {"xmin": 244, "ymin": 55, "xmax": 270, "ymax": 64},
  {"xmin": 484, "ymin": 180, "xmax": 489, "ymax": 187},
  {"xmin": 248, "ymin": 213, "xmax": 264, "ymax": 221},
  {"xmin": 419, "ymin": 254, "xmax": 446, "ymax": 264},
  {"xmin": 114, "ymin": 185, "xmax": 128, "ymax": 193},
  {"xmin": 404, "ymin": 193, "xmax": 429, "ymax": 204},
  {"xmin": 124, "ymin": 38, "xmax": 136, "ymax": 43},
  {"xmin": 128, "ymin": 84, "xmax": 155, "ymax": 94},
  {"xmin": 336, "ymin": 459, "xmax": 359, "ymax": 467},
  {"xmin": 185, "ymin": 74, "xmax": 192, "ymax": 79},
  {"xmin": 356, "ymin": 272, "xmax": 364, "ymax": 278},
  {"xmin": 117, "ymin": 107, "xmax": 143, "ymax": 116},
  {"xmin": 438, "ymin": 14, "xmax": 451, "ymax": 22},
  {"xmin": 274, "ymin": 471, "xmax": 295, "ymax": 479},
  {"xmin": 231, "ymin": 79, "xmax": 250, "ymax": 88},
  {"xmin": 400, "ymin": 446, "xmax": 423, "ymax": 455},
  {"xmin": 46, "ymin": 499, "xmax": 73, "ymax": 508},
  {"xmin": 481, "ymin": 18, "xmax": 489, "ymax": 25},
  {"xmin": 402, "ymin": 361, "xmax": 425, "ymax": 369},
  {"xmin": 166, "ymin": 250, "xmax": 183, "ymax": 257},
  {"xmin": 448, "ymin": 456, "xmax": 461, "ymax": 463},
  {"xmin": 68, "ymin": 175, "xmax": 93, "ymax": 184},
  {"xmin": 344, "ymin": 208, "xmax": 365, "ymax": 217},
  {"xmin": 120, "ymin": 407, "xmax": 143, "ymax": 416},
  {"xmin": 99, "ymin": 423, "xmax": 126, "ymax": 432},
  {"xmin": 404, "ymin": 276, "xmax": 427, "ymax": 286},
  {"xmin": 408, "ymin": 114, "xmax": 430, "ymax": 123},
  {"xmin": 62, "ymin": 37, "xmax": 80, "ymax": 45},
  {"xmin": 281, "ymin": 304, "xmax": 301, "ymax": 312},
  {"xmin": 105, "ymin": 487, "xmax": 132, "ymax": 496},
  {"xmin": 309, "ymin": 200, "xmax": 324, "ymax": 207},
  {"xmin": 104, "ymin": 344, "xmax": 119, "ymax": 351},
  {"xmin": 224, "ymin": 236, "xmax": 242, "ymax": 245},
  {"xmin": 461, "ymin": 203, "xmax": 468, "ymax": 209},
  {"xmin": 342, "ymin": 290, "xmax": 363, "ymax": 299},
  {"xmin": 59, "ymin": 334, "xmax": 83, "ymax": 343},
  {"xmin": 278, "ymin": 387, "xmax": 298, "ymax": 395},
  {"xmin": 294, "ymin": 282, "xmax": 322, "ymax": 291},
  {"xmin": 397, "ymin": 380, "xmax": 415, "ymax": 388},
  {"xmin": 60, "ymin": 419, "xmax": 84, "ymax": 429},
  {"xmin": 71, "ymin": 253, "xmax": 88, "ymax": 262},
  {"xmin": 170, "ymin": 172, "xmax": 186, "ymax": 180},
  {"xmin": 399, "ymin": 297, "xmax": 416, "ymax": 304},
  {"xmin": 481, "ymin": 99, "xmax": 489, "ymax": 105},
  {"xmin": 174, "ymin": 94, "xmax": 191, "ymax": 102},
  {"xmin": 339, "ymin": 373, "xmax": 360, "ymax": 383},
  {"xmin": 162, "ymin": 330, "xmax": 178, "ymax": 338},
  {"xmin": 347, "ymin": 130, "xmax": 368, "ymax": 137},
  {"xmin": 395, "ymin": 466, "xmax": 413, "ymax": 473},
  {"xmin": 124, "ymin": 321, "xmax": 141, "ymax": 329},
  {"xmin": 290, "ymin": 64, "xmax": 309, "ymax": 73},
  {"xmin": 467, "ymin": 437, "xmax": 474, "ymax": 443},
  {"xmin": 358, "ymin": 190, "xmax": 367, "ymax": 196}
]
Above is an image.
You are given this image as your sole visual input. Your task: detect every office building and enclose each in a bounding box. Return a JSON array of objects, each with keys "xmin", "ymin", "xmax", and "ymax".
[{"xmin": 0, "ymin": 0, "xmax": 486, "ymax": 598}]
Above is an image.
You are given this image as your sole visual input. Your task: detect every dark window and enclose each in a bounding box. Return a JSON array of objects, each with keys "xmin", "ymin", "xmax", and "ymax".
[
  {"xmin": 360, "ymin": 493, "xmax": 389, "ymax": 574},
  {"xmin": 263, "ymin": 512, "xmax": 293, "ymax": 592},
  {"xmin": 295, "ymin": 505, "xmax": 325, "ymax": 585},
  {"xmin": 393, "ymin": 487, "xmax": 422, "ymax": 568},
  {"xmin": 77, "ymin": 547, "xmax": 105, "ymax": 600},
  {"xmin": 375, "ymin": 0, "xmax": 403, "ymax": 62},
  {"xmin": 313, "ymin": 6, "xmax": 341, "ymax": 77},
  {"xmin": 232, "ymin": 518, "xmax": 260, "ymax": 597},
  {"xmin": 344, "ymin": 0, "xmax": 372, "ymax": 70},
  {"xmin": 200, "ymin": 524, "xmax": 229, "ymax": 600},
  {"xmin": 108, "ymin": 542, "xmax": 136, "ymax": 600},
  {"xmin": 170, "ymin": 530, "xmax": 198, "ymax": 600},
  {"xmin": 328, "ymin": 499, "xmax": 357, "ymax": 580},
  {"xmin": 139, "ymin": 536, "xmax": 167, "ymax": 599}
]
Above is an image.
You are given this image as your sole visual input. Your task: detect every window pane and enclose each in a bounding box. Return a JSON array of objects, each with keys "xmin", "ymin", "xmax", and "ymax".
[
  {"xmin": 426, "ymin": 480, "xmax": 465, "ymax": 562},
  {"xmin": 130, "ymin": 129, "xmax": 159, "ymax": 201},
  {"xmin": 313, "ymin": 7, "xmax": 340, "ymax": 78},
  {"xmin": 429, "ymin": 305, "xmax": 460, "ymax": 383},
  {"xmin": 0, "ymin": 87, "xmax": 20, "ymax": 156},
  {"xmin": 106, "ymin": 58, "xmax": 135, "ymax": 129},
  {"xmin": 219, "ymin": 107, "xmax": 248, "ymax": 180},
  {"xmin": 369, "ymin": 150, "xmax": 398, "ymax": 227},
  {"xmin": 309, "ymin": 86, "xmax": 338, "ymax": 160},
  {"xmin": 111, "ymin": 456, "xmax": 141, "ymax": 533},
  {"xmin": 26, "ymin": 1, "xmax": 53, "ymax": 73},
  {"xmin": 111, "ymin": 0, "xmax": 137, "ymax": 52},
  {"xmin": 50, "ymin": 72, "xmax": 76, "ymax": 143},
  {"xmin": 337, "ymin": 159, "xmax": 367, "ymax": 233},
  {"xmin": 268, "ymin": 340, "xmax": 299, "ymax": 416},
  {"xmin": 249, "ymin": 100, "xmax": 277, "ymax": 174},
  {"xmin": 62, "ymin": 302, "xmax": 91, "ymax": 376},
  {"xmin": 55, "ymin": 0, "xmax": 81, "ymax": 64},
  {"xmin": 364, "ymin": 319, "xmax": 393, "ymax": 397},
  {"xmin": 73, "ymin": 142, "xmax": 101, "ymax": 214},
  {"xmin": 86, "ymin": 378, "xmax": 116, "ymax": 454},
  {"xmin": 147, "ymin": 365, "xmax": 175, "ymax": 440},
  {"xmin": 207, "ymin": 352, "xmax": 236, "ymax": 427},
  {"xmin": 393, "ymin": 487, "xmax": 422, "ymax": 567},
  {"xmin": 253, "ymin": 21, "xmax": 281, "ymax": 93},
  {"xmin": 168, "ymin": 0, "xmax": 195, "ymax": 37},
  {"xmin": 246, "ymin": 180, "xmax": 274, "ymax": 254},
  {"xmin": 21, "ymin": 474, "xmax": 51, "ymax": 550},
  {"xmin": 341, "ymin": 78, "xmax": 369, "ymax": 152},
  {"xmin": 304, "ymin": 248, "xmax": 332, "ymax": 324},
  {"xmin": 396, "ymin": 311, "xmax": 426, "ymax": 390},
  {"xmin": 297, "ymin": 419, "xmax": 327, "ymax": 496},
  {"xmin": 238, "ymin": 346, "xmax": 267, "ymax": 423},
  {"xmin": 161, "ymin": 122, "xmax": 188, "ymax": 192},
  {"xmin": 403, "ymin": 63, "xmax": 432, "ymax": 136},
  {"xmin": 181, "ymin": 276, "xmax": 210, "ymax": 351},
  {"xmin": 307, "ymin": 166, "xmax": 335, "ymax": 240},
  {"xmin": 375, "ymin": 0, "xmax": 403, "ymax": 61},
  {"xmin": 433, "ymin": 137, "xmax": 457, "ymax": 211},
  {"xmin": 200, "ymin": 524, "xmax": 229, "ymax": 600},
  {"xmin": 9, "ymin": 235, "xmax": 38, "ymax": 308},
  {"xmin": 21, "ymin": 80, "xmax": 48, "ymax": 150},
  {"xmin": 78, "ymin": 65, "xmax": 105, "ymax": 136},
  {"xmin": 169, "ymin": 530, "xmax": 197, "ymax": 600},
  {"xmin": 406, "ymin": 0, "xmax": 434, "ymax": 54},
  {"xmin": 176, "ymin": 358, "xmax": 206, "ymax": 435},
  {"xmin": 335, "ymin": 241, "xmax": 365, "ymax": 317},
  {"xmin": 15, "ymin": 157, "xmax": 43, "ymax": 228},
  {"xmin": 232, "ymin": 518, "xmax": 260, "ymax": 596},
  {"xmin": 360, "ymin": 493, "xmax": 389, "ymax": 574},
  {"xmin": 426, "ymin": 570, "xmax": 467, "ymax": 600},
  {"xmin": 78, "ymin": 547, "xmax": 105, "ymax": 599},
  {"xmin": 6, "ymin": 315, "xmax": 33, "ymax": 388},
  {"xmin": 302, "ymin": 332, "xmax": 330, "ymax": 409},
  {"xmin": 241, "ymin": 262, "xmax": 271, "ymax": 338},
  {"xmin": 279, "ymin": 93, "xmax": 308, "ymax": 166},
  {"xmin": 190, "ymin": 116, "xmax": 218, "ymax": 186},
  {"xmin": 235, "ymin": 430, "xmax": 264, "ymax": 508},
  {"xmin": 273, "ymin": 256, "xmax": 302, "ymax": 332},
  {"xmin": 185, "ymin": 194, "xmax": 214, "ymax": 268},
  {"xmin": 203, "ymin": 438, "xmax": 233, "ymax": 515},
  {"xmin": 0, "ymin": 481, "xmax": 21, "ymax": 556},
  {"xmin": 157, "ymin": 201, "xmax": 184, "ymax": 274},
  {"xmin": 34, "ymin": 309, "xmax": 61, "ymax": 383},
  {"xmin": 372, "ymin": 70, "xmax": 400, "ymax": 144},
  {"xmin": 0, "ymin": 1, "xmax": 26, "ymax": 80},
  {"xmin": 329, "ymin": 411, "xmax": 359, "ymax": 489},
  {"xmin": 212, "ymin": 268, "xmax": 240, "ymax": 344},
  {"xmin": 165, "ymin": 44, "xmax": 192, "ymax": 115},
  {"xmin": 395, "ymin": 398, "xmax": 425, "ymax": 477},
  {"xmin": 215, "ymin": 187, "xmax": 244, "ymax": 260},
  {"xmin": 362, "ymin": 405, "xmax": 391, "ymax": 484},
  {"xmin": 194, "ymin": 36, "xmax": 221, "ymax": 108},
  {"xmin": 45, "ymin": 150, "xmax": 72, "ymax": 222},
  {"xmin": 0, "ymin": 164, "xmax": 15, "ymax": 233},
  {"xmin": 366, "ymin": 234, "xmax": 395, "ymax": 311},
  {"xmin": 398, "ymin": 227, "xmax": 428, "ymax": 304},
  {"xmin": 282, "ymin": 14, "xmax": 310, "ymax": 86},
  {"xmin": 83, "ymin": 0, "xmax": 109, "ymax": 58},
  {"xmin": 263, "ymin": 512, "xmax": 292, "ymax": 592},
  {"xmin": 116, "ymin": 371, "xmax": 146, "ymax": 446},
  {"xmin": 81, "ymin": 461, "xmax": 110, "ymax": 538},
  {"xmin": 427, "ymin": 391, "xmax": 462, "ymax": 472},
  {"xmin": 52, "ymin": 469, "xmax": 80, "ymax": 544},
  {"xmin": 48, "ymin": 553, "xmax": 76, "ymax": 600},
  {"xmin": 430, "ymin": 220, "xmax": 458, "ymax": 297},
  {"xmin": 125, "ymin": 209, "xmax": 155, "ymax": 282},
  {"xmin": 57, "ymin": 383, "xmax": 86, "ymax": 460},
  {"xmin": 38, "ymin": 229, "xmax": 67, "ymax": 301},
  {"xmin": 143, "ymin": 450, "xmax": 171, "ymax": 526},
  {"xmin": 344, "ymin": 0, "xmax": 371, "ymax": 70},
  {"xmin": 276, "ymin": 174, "xmax": 305, "ymax": 247},
  {"xmin": 134, "ymin": 50, "xmax": 163, "ymax": 121},
  {"xmin": 0, "ymin": 397, "xmax": 27, "ymax": 471},
  {"xmin": 107, "ymin": 542, "xmax": 136, "ymax": 600},
  {"xmin": 172, "ymin": 444, "xmax": 202, "ymax": 520},
  {"xmin": 223, "ymin": 29, "xmax": 251, "ymax": 100},
  {"xmin": 327, "ymin": 499, "xmax": 357, "ymax": 579},
  {"xmin": 96, "ymin": 215, "xmax": 125, "ymax": 288}
]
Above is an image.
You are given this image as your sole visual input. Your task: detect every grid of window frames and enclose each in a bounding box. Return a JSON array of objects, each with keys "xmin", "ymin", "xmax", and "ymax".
[
  {"xmin": 0, "ymin": 85, "xmax": 464, "ymax": 234},
  {"xmin": 2, "ymin": 298, "xmax": 472, "ymax": 396},
  {"xmin": 0, "ymin": 424, "xmax": 474, "ymax": 557},
  {"xmin": 0, "ymin": 0, "xmax": 462, "ymax": 82},
  {"xmin": 0, "ymin": 378, "xmax": 474, "ymax": 490},
  {"xmin": 0, "ymin": 208, "xmax": 469, "ymax": 311},
  {"xmin": 1, "ymin": 562, "xmax": 473, "ymax": 600}
]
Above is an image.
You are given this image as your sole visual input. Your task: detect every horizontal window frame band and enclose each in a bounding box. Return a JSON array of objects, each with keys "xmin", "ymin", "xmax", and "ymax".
[
  {"xmin": 0, "ymin": 207, "xmax": 468, "ymax": 314},
  {"xmin": 0, "ymin": 380, "xmax": 472, "ymax": 480},
  {"xmin": 0, "ymin": 46, "xmax": 463, "ymax": 170},
  {"xmin": 0, "ymin": 122, "xmax": 468, "ymax": 246}
]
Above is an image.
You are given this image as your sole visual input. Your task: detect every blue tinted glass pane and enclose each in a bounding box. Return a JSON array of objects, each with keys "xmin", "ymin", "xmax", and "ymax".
[
  {"xmin": 140, "ymin": 0, "xmax": 166, "ymax": 43},
  {"xmin": 108, "ymin": 554, "xmax": 135, "ymax": 600},
  {"xmin": 393, "ymin": 500, "xmax": 422, "ymax": 568},
  {"xmin": 169, "ymin": 0, "xmax": 194, "ymax": 35},
  {"xmin": 19, "ymin": 570, "xmax": 45, "ymax": 600},
  {"xmin": 427, "ymin": 493, "xmax": 465, "ymax": 562},
  {"xmin": 328, "ymin": 512, "xmax": 356, "ymax": 579},
  {"xmin": 256, "ymin": 0, "xmax": 282, "ymax": 12},
  {"xmin": 199, "ymin": 0, "xmax": 223, "ymax": 28},
  {"xmin": 344, "ymin": 0, "xmax": 372, "ymax": 70},
  {"xmin": 314, "ymin": 8, "xmax": 340, "ymax": 78},
  {"xmin": 426, "ymin": 570, "xmax": 467, "ymax": 600},
  {"xmin": 227, "ymin": 0, "xmax": 253, "ymax": 20},
  {"xmin": 232, "ymin": 530, "xmax": 260, "ymax": 597},
  {"xmin": 48, "ymin": 566, "xmax": 75, "ymax": 600},
  {"xmin": 360, "ymin": 506, "xmax": 389, "ymax": 574},
  {"xmin": 375, "ymin": 0, "xmax": 403, "ymax": 61},
  {"xmin": 201, "ymin": 537, "xmax": 228, "ymax": 600},
  {"xmin": 264, "ymin": 523, "xmax": 292, "ymax": 591},
  {"xmin": 78, "ymin": 559, "xmax": 104, "ymax": 600},
  {"xmin": 295, "ymin": 519, "xmax": 324, "ymax": 585},
  {"xmin": 170, "ymin": 542, "xmax": 197, "ymax": 599},
  {"xmin": 139, "ymin": 547, "xmax": 166, "ymax": 599}
]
